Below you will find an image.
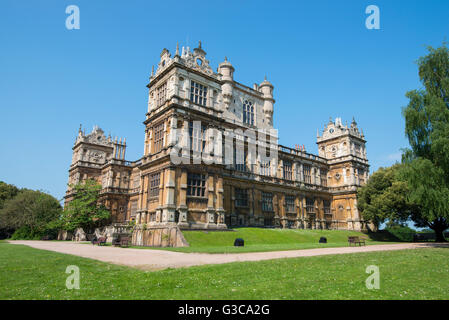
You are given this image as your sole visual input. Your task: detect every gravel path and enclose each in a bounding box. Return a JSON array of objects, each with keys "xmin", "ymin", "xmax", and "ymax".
[{"xmin": 8, "ymin": 241, "xmax": 445, "ymax": 270}]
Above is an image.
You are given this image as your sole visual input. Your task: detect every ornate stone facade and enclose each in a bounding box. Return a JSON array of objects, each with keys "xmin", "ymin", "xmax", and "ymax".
[{"xmin": 65, "ymin": 42, "xmax": 372, "ymax": 231}]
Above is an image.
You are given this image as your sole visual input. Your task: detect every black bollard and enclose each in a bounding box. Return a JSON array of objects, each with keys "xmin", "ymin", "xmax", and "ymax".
[{"xmin": 234, "ymin": 238, "xmax": 244, "ymax": 247}]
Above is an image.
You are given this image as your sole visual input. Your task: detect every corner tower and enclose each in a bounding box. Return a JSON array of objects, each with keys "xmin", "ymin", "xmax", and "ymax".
[{"xmin": 317, "ymin": 117, "xmax": 370, "ymax": 231}]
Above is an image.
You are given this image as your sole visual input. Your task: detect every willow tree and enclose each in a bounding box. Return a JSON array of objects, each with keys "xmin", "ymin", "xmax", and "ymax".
[{"xmin": 401, "ymin": 44, "xmax": 449, "ymax": 242}]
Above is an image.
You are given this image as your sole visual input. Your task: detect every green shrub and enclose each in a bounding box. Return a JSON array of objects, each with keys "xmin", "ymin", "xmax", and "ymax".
[
  {"xmin": 385, "ymin": 225, "xmax": 416, "ymax": 242},
  {"xmin": 10, "ymin": 221, "xmax": 60, "ymax": 240},
  {"xmin": 11, "ymin": 226, "xmax": 42, "ymax": 240}
]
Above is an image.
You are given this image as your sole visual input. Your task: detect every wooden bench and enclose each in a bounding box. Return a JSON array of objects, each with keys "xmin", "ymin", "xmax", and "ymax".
[
  {"xmin": 91, "ymin": 237, "xmax": 107, "ymax": 246},
  {"xmin": 112, "ymin": 237, "xmax": 121, "ymax": 247},
  {"xmin": 120, "ymin": 236, "xmax": 130, "ymax": 248},
  {"xmin": 348, "ymin": 236, "xmax": 366, "ymax": 246}
]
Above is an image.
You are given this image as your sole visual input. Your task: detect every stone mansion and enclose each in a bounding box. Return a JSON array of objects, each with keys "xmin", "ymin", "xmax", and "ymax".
[{"xmin": 65, "ymin": 42, "xmax": 372, "ymax": 231}]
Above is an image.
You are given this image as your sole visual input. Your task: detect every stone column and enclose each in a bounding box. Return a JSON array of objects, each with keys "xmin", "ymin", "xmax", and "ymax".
[
  {"xmin": 273, "ymin": 193, "xmax": 281, "ymax": 227},
  {"xmin": 206, "ymin": 175, "xmax": 215, "ymax": 228},
  {"xmin": 162, "ymin": 168, "xmax": 176, "ymax": 224},
  {"xmin": 167, "ymin": 116, "xmax": 178, "ymax": 148},
  {"xmin": 352, "ymin": 198, "xmax": 361, "ymax": 231},
  {"xmin": 343, "ymin": 167, "xmax": 348, "ymax": 184},
  {"xmin": 295, "ymin": 195, "xmax": 301, "ymax": 229},
  {"xmin": 173, "ymin": 74, "xmax": 180, "ymax": 97},
  {"xmin": 148, "ymin": 128, "xmax": 153, "ymax": 155},
  {"xmin": 248, "ymin": 188, "xmax": 255, "ymax": 226},
  {"xmin": 278, "ymin": 159, "xmax": 283, "ymax": 179},
  {"xmin": 142, "ymin": 175, "xmax": 149, "ymax": 211},
  {"xmin": 208, "ymin": 86, "xmax": 213, "ymax": 108},
  {"xmin": 177, "ymin": 170, "xmax": 189, "ymax": 228},
  {"xmin": 155, "ymin": 172, "xmax": 164, "ymax": 223},
  {"xmin": 162, "ymin": 120, "xmax": 167, "ymax": 151},
  {"xmin": 138, "ymin": 174, "xmax": 144, "ymax": 211},
  {"xmin": 279, "ymin": 193, "xmax": 286, "ymax": 228},
  {"xmin": 231, "ymin": 186, "xmax": 237, "ymax": 226},
  {"xmin": 107, "ymin": 170, "xmax": 113, "ymax": 187},
  {"xmin": 350, "ymin": 167, "xmax": 355, "ymax": 185},
  {"xmin": 293, "ymin": 162, "xmax": 298, "ymax": 181},
  {"xmin": 215, "ymin": 176, "xmax": 226, "ymax": 229},
  {"xmin": 144, "ymin": 130, "xmax": 149, "ymax": 156}
]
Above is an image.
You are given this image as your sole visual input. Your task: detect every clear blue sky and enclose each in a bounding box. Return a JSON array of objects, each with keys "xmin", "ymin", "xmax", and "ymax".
[{"xmin": 1, "ymin": 0, "xmax": 449, "ymax": 203}]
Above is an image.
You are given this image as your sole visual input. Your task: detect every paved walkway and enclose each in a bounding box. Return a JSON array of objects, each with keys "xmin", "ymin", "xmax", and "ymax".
[{"xmin": 8, "ymin": 241, "xmax": 446, "ymax": 270}]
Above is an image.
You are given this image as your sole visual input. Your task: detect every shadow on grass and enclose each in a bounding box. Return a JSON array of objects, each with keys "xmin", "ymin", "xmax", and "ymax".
[{"xmin": 364, "ymin": 230, "xmax": 403, "ymax": 242}]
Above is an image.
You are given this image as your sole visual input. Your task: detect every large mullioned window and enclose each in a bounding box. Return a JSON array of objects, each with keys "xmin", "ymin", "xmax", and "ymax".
[
  {"xmin": 234, "ymin": 147, "xmax": 247, "ymax": 172},
  {"xmin": 153, "ymin": 122, "xmax": 164, "ymax": 153},
  {"xmin": 243, "ymin": 100, "xmax": 254, "ymax": 125},
  {"xmin": 190, "ymin": 80, "xmax": 208, "ymax": 106},
  {"xmin": 303, "ymin": 164, "xmax": 312, "ymax": 184},
  {"xmin": 306, "ymin": 197, "xmax": 315, "ymax": 214},
  {"xmin": 149, "ymin": 172, "xmax": 160, "ymax": 198},
  {"xmin": 187, "ymin": 173, "xmax": 206, "ymax": 197},
  {"xmin": 285, "ymin": 195, "xmax": 295, "ymax": 213},
  {"xmin": 130, "ymin": 201, "xmax": 138, "ymax": 218},
  {"xmin": 283, "ymin": 161, "xmax": 293, "ymax": 180},
  {"xmin": 261, "ymin": 192, "xmax": 273, "ymax": 212},
  {"xmin": 260, "ymin": 160, "xmax": 271, "ymax": 176},
  {"xmin": 323, "ymin": 200, "xmax": 331, "ymax": 214},
  {"xmin": 320, "ymin": 169, "xmax": 328, "ymax": 186},
  {"xmin": 156, "ymin": 82, "xmax": 167, "ymax": 108},
  {"xmin": 188, "ymin": 121, "xmax": 206, "ymax": 153},
  {"xmin": 235, "ymin": 188, "xmax": 248, "ymax": 207}
]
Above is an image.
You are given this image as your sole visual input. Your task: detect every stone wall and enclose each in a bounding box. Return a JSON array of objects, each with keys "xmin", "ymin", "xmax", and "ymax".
[
  {"xmin": 132, "ymin": 225, "xmax": 189, "ymax": 247},
  {"xmin": 57, "ymin": 230, "xmax": 73, "ymax": 241}
]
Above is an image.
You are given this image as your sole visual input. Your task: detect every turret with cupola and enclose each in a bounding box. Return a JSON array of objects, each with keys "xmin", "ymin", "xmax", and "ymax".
[{"xmin": 317, "ymin": 117, "xmax": 367, "ymax": 161}]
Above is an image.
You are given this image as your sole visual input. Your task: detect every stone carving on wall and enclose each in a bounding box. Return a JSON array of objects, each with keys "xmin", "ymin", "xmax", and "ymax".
[
  {"xmin": 75, "ymin": 125, "xmax": 113, "ymax": 148},
  {"xmin": 181, "ymin": 41, "xmax": 214, "ymax": 77},
  {"xmin": 88, "ymin": 150, "xmax": 105, "ymax": 163}
]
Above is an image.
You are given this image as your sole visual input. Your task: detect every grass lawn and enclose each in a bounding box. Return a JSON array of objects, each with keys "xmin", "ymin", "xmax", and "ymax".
[
  {"xmin": 128, "ymin": 228, "xmax": 399, "ymax": 253},
  {"xmin": 1, "ymin": 242, "xmax": 448, "ymax": 299}
]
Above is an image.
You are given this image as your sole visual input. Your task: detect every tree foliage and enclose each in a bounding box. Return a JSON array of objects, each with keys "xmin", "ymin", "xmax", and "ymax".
[
  {"xmin": 401, "ymin": 44, "xmax": 449, "ymax": 241},
  {"xmin": 0, "ymin": 181, "xmax": 20, "ymax": 238},
  {"xmin": 62, "ymin": 179, "xmax": 110, "ymax": 232},
  {"xmin": 358, "ymin": 165, "xmax": 418, "ymax": 228},
  {"xmin": 358, "ymin": 44, "xmax": 449, "ymax": 241},
  {"xmin": 0, "ymin": 181, "xmax": 19, "ymax": 210},
  {"xmin": 0, "ymin": 189, "xmax": 62, "ymax": 239}
]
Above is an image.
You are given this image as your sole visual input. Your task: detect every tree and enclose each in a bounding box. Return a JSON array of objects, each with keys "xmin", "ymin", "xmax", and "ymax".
[
  {"xmin": 0, "ymin": 181, "xmax": 20, "ymax": 238},
  {"xmin": 399, "ymin": 158, "xmax": 449, "ymax": 241},
  {"xmin": 358, "ymin": 165, "xmax": 418, "ymax": 228},
  {"xmin": 401, "ymin": 44, "xmax": 449, "ymax": 242},
  {"xmin": 0, "ymin": 189, "xmax": 62, "ymax": 238},
  {"xmin": 62, "ymin": 179, "xmax": 110, "ymax": 232},
  {"xmin": 0, "ymin": 181, "xmax": 19, "ymax": 210}
]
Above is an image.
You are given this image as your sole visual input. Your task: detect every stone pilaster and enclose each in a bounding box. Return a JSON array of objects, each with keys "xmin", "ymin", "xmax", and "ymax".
[
  {"xmin": 215, "ymin": 176, "xmax": 226, "ymax": 229},
  {"xmin": 177, "ymin": 170, "xmax": 189, "ymax": 228},
  {"xmin": 167, "ymin": 116, "xmax": 178, "ymax": 147},
  {"xmin": 162, "ymin": 168, "xmax": 176, "ymax": 224},
  {"xmin": 205, "ymin": 175, "xmax": 215, "ymax": 227}
]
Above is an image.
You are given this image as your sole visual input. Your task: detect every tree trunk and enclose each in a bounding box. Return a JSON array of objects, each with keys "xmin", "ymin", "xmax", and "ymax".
[
  {"xmin": 430, "ymin": 218, "xmax": 448, "ymax": 242},
  {"xmin": 434, "ymin": 228, "xmax": 447, "ymax": 242}
]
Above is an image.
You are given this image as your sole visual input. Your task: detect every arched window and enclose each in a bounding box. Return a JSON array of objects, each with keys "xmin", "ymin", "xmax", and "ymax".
[{"xmin": 243, "ymin": 100, "xmax": 254, "ymax": 125}]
